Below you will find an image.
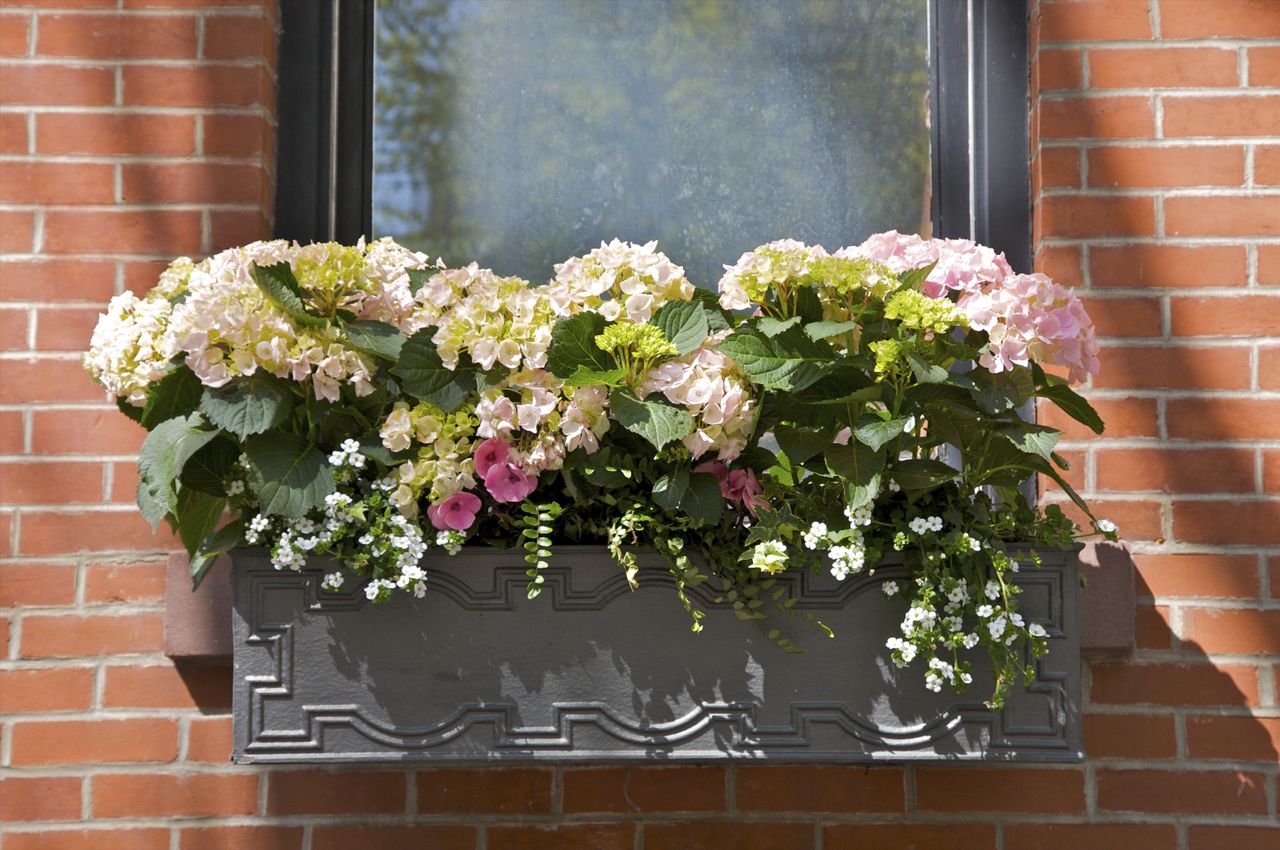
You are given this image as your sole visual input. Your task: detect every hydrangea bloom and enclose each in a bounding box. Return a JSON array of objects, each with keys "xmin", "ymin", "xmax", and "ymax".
[
  {"xmin": 842, "ymin": 230, "xmax": 1013, "ymax": 297},
  {"xmin": 378, "ymin": 401, "xmax": 478, "ymax": 515},
  {"xmin": 84, "ymin": 288, "xmax": 177, "ymax": 406},
  {"xmin": 474, "ymin": 369, "xmax": 610, "ymax": 475},
  {"xmin": 420, "ymin": 264, "xmax": 554, "ymax": 372},
  {"xmin": 547, "ymin": 239, "xmax": 694, "ymax": 322},
  {"xmin": 642, "ymin": 334, "xmax": 757, "ymax": 460},
  {"xmin": 717, "ymin": 239, "xmax": 829, "ymax": 311}
]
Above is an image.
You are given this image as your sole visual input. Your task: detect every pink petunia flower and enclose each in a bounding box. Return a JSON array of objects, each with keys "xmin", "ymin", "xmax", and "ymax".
[
  {"xmin": 694, "ymin": 462, "xmax": 768, "ymax": 516},
  {"xmin": 473, "ymin": 438, "xmax": 510, "ymax": 479},
  {"xmin": 483, "ymin": 461, "xmax": 539, "ymax": 503},
  {"xmin": 426, "ymin": 491, "xmax": 482, "ymax": 532}
]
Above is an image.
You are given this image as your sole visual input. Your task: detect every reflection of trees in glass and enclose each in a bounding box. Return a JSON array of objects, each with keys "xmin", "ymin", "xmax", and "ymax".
[{"xmin": 374, "ymin": 0, "xmax": 930, "ymax": 286}]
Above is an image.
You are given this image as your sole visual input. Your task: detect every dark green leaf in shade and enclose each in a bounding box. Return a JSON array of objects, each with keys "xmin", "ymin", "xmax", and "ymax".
[
  {"xmin": 140, "ymin": 365, "xmax": 202, "ymax": 430},
  {"xmin": 392, "ymin": 329, "xmax": 475, "ymax": 411},
  {"xmin": 180, "ymin": 435, "xmax": 240, "ymax": 495},
  {"xmin": 996, "ymin": 421, "xmax": 1062, "ymax": 462},
  {"xmin": 250, "ymin": 263, "xmax": 326, "ymax": 326},
  {"xmin": 546, "ymin": 312, "xmax": 613, "ymax": 378},
  {"xmin": 889, "ymin": 458, "xmax": 958, "ymax": 491},
  {"xmin": 826, "ymin": 441, "xmax": 885, "ymax": 486},
  {"xmin": 854, "ymin": 415, "xmax": 911, "ymax": 452},
  {"xmin": 116, "ymin": 397, "xmax": 145, "ymax": 424},
  {"xmin": 682, "ymin": 472, "xmax": 725, "ymax": 524},
  {"xmin": 905, "ymin": 351, "xmax": 949, "ymax": 384},
  {"xmin": 651, "ymin": 466, "xmax": 690, "ymax": 511},
  {"xmin": 189, "ymin": 518, "xmax": 244, "ymax": 590},
  {"xmin": 175, "ymin": 487, "xmax": 225, "ymax": 557},
  {"xmin": 200, "ymin": 374, "xmax": 294, "ymax": 441},
  {"xmin": 137, "ymin": 413, "xmax": 220, "ymax": 529},
  {"xmin": 243, "ymin": 432, "xmax": 335, "ymax": 517},
  {"xmin": 1037, "ymin": 383, "xmax": 1104, "ymax": 435},
  {"xmin": 406, "ymin": 267, "xmax": 432, "ymax": 296},
  {"xmin": 774, "ymin": 425, "xmax": 832, "ymax": 466}
]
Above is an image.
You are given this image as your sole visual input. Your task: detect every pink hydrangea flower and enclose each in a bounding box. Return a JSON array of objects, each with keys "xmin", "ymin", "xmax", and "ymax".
[
  {"xmin": 426, "ymin": 491, "xmax": 482, "ymax": 532},
  {"xmin": 473, "ymin": 438, "xmax": 510, "ymax": 479},
  {"xmin": 842, "ymin": 231, "xmax": 1013, "ymax": 297},
  {"xmin": 483, "ymin": 462, "xmax": 539, "ymax": 503}
]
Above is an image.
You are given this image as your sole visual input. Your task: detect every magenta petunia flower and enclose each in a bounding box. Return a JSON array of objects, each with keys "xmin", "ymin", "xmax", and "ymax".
[
  {"xmin": 724, "ymin": 468, "xmax": 768, "ymax": 517},
  {"xmin": 483, "ymin": 461, "xmax": 538, "ymax": 503},
  {"xmin": 473, "ymin": 438, "xmax": 511, "ymax": 479},
  {"xmin": 426, "ymin": 491, "xmax": 482, "ymax": 532}
]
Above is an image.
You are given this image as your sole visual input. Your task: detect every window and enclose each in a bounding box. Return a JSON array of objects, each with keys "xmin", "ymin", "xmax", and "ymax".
[{"xmin": 275, "ymin": 0, "xmax": 1030, "ymax": 276}]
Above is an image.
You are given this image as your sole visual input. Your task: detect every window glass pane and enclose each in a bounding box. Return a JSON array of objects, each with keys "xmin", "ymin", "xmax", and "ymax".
[{"xmin": 373, "ymin": 0, "xmax": 931, "ymax": 286}]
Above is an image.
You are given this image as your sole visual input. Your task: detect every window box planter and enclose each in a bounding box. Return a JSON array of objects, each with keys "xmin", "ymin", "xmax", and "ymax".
[{"xmin": 232, "ymin": 544, "xmax": 1081, "ymax": 764}]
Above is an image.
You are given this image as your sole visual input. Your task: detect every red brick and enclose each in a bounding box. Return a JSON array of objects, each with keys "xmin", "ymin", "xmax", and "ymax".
[
  {"xmin": 1167, "ymin": 196, "xmax": 1280, "ymax": 237},
  {"xmin": 1038, "ymin": 1, "xmax": 1152, "ymax": 41},
  {"xmin": 1096, "ymin": 345, "xmax": 1250, "ymax": 390},
  {"xmin": 1005, "ymin": 823, "xmax": 1179, "ymax": 850},
  {"xmin": 0, "ymin": 776, "xmax": 81, "ymax": 822},
  {"xmin": 1038, "ymin": 396, "xmax": 1157, "ymax": 440},
  {"xmin": 1096, "ymin": 447, "xmax": 1256, "ymax": 493},
  {"xmin": 19, "ymin": 508, "xmax": 178, "ymax": 555},
  {"xmin": 266, "ymin": 770, "xmax": 406, "ymax": 816},
  {"xmin": 37, "ymin": 112, "xmax": 196, "ymax": 157},
  {"xmin": 645, "ymin": 822, "xmax": 813, "ymax": 850},
  {"xmin": 737, "ymin": 765, "xmax": 903, "ymax": 813},
  {"xmin": 311, "ymin": 826, "xmax": 475, "ymax": 850},
  {"xmin": 0, "ymin": 410, "xmax": 22, "ymax": 452},
  {"xmin": 85, "ymin": 560, "xmax": 165, "ymax": 602},
  {"xmin": 1091, "ymin": 661, "xmax": 1261, "ymax": 707},
  {"xmin": 0, "ymin": 666, "xmax": 94, "ymax": 712},
  {"xmin": 1, "ymin": 210, "xmax": 35, "ymax": 252},
  {"xmin": 1187, "ymin": 715, "xmax": 1280, "ymax": 761},
  {"xmin": 36, "ymin": 305, "xmax": 113, "ymax": 351},
  {"xmin": 416, "ymin": 767, "xmax": 551, "ymax": 813},
  {"xmin": 1161, "ymin": 0, "xmax": 1280, "ymax": 39},
  {"xmin": 1081, "ymin": 295, "xmax": 1161, "ymax": 337},
  {"xmin": 109, "ymin": 460, "xmax": 140, "ymax": 503},
  {"xmin": 1049, "ymin": 497, "xmax": 1164, "ymax": 542},
  {"xmin": 0, "ymin": 562, "xmax": 76, "ymax": 605},
  {"xmin": 1040, "ymin": 196, "xmax": 1155, "ymax": 238},
  {"xmin": 1098, "ymin": 768, "xmax": 1268, "ymax": 814},
  {"xmin": 1261, "ymin": 244, "xmax": 1280, "ymax": 285},
  {"xmin": 1083, "ymin": 713, "xmax": 1177, "ymax": 759},
  {"xmin": 1, "ymin": 162, "xmax": 116, "ymax": 207},
  {"xmin": 1038, "ymin": 97, "xmax": 1154, "ymax": 140},
  {"xmin": 32, "ymin": 409, "xmax": 144, "ymax": 454},
  {"xmin": 1180, "ymin": 606, "xmax": 1280, "ymax": 654},
  {"xmin": 0, "ymin": 306, "xmax": 28, "ymax": 350},
  {"xmin": 1136, "ymin": 602, "xmax": 1176, "ymax": 650},
  {"xmin": 5, "ymin": 829, "xmax": 169, "ymax": 850},
  {"xmin": 20, "ymin": 612, "xmax": 163, "ymax": 656},
  {"xmin": 1090, "ymin": 243, "xmax": 1246, "ymax": 288},
  {"xmin": 0, "ymin": 12, "xmax": 30, "ymax": 56},
  {"xmin": 486, "ymin": 824, "xmax": 635, "ymax": 850},
  {"xmin": 1168, "ymin": 398, "xmax": 1280, "ymax": 441},
  {"xmin": 186, "ymin": 716, "xmax": 233, "ymax": 763},
  {"xmin": 1171, "ymin": 295, "xmax": 1280, "ymax": 336},
  {"xmin": 179, "ymin": 826, "xmax": 304, "ymax": 850},
  {"xmin": 1188, "ymin": 825, "xmax": 1280, "ymax": 850},
  {"xmin": 0, "ymin": 63, "xmax": 114, "ymax": 105},
  {"xmin": 202, "ymin": 13, "xmax": 272, "ymax": 60},
  {"xmin": 1093, "ymin": 47, "xmax": 1239, "ymax": 88},
  {"xmin": 0, "ymin": 460, "xmax": 104, "ymax": 504},
  {"xmin": 0, "ymin": 259, "xmax": 116, "ymax": 302},
  {"xmin": 1033, "ymin": 244, "xmax": 1083, "ymax": 285},
  {"xmin": 560, "ymin": 765, "xmax": 725, "ymax": 813},
  {"xmin": 123, "ymin": 64, "xmax": 271, "ymax": 108},
  {"xmin": 43, "ymin": 209, "xmax": 204, "ymax": 255},
  {"xmin": 1165, "ymin": 96, "xmax": 1280, "ymax": 137},
  {"xmin": 915, "ymin": 768, "xmax": 1084, "ymax": 813},
  {"xmin": 1036, "ymin": 146, "xmax": 1082, "ymax": 189},
  {"xmin": 38, "ymin": 13, "xmax": 196, "ymax": 59},
  {"xmin": 0, "ymin": 112, "xmax": 26, "ymax": 153},
  {"xmin": 1134, "ymin": 553, "xmax": 1260, "ymax": 598},
  {"xmin": 203, "ymin": 112, "xmax": 271, "ymax": 157},
  {"xmin": 11, "ymin": 718, "xmax": 178, "ymax": 765},
  {"xmin": 122, "ymin": 162, "xmax": 266, "ymax": 204},
  {"xmin": 103, "ymin": 664, "xmax": 232, "ymax": 709},
  {"xmin": 1088, "ymin": 145, "xmax": 1243, "ymax": 189},
  {"xmin": 1172, "ymin": 500, "xmax": 1280, "ymax": 546},
  {"xmin": 123, "ymin": 259, "xmax": 175, "ymax": 295},
  {"xmin": 210, "ymin": 209, "xmax": 270, "ymax": 250},
  {"xmin": 0, "ymin": 358, "xmax": 103, "ymax": 403},
  {"xmin": 1037, "ymin": 49, "xmax": 1082, "ymax": 92},
  {"xmin": 824, "ymin": 824, "xmax": 995, "ymax": 850},
  {"xmin": 93, "ymin": 773, "xmax": 259, "ymax": 818},
  {"xmin": 1250, "ymin": 47, "xmax": 1280, "ymax": 87}
]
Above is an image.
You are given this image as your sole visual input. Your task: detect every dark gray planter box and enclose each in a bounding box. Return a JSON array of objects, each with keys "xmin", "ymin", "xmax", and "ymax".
[{"xmin": 232, "ymin": 545, "xmax": 1081, "ymax": 764}]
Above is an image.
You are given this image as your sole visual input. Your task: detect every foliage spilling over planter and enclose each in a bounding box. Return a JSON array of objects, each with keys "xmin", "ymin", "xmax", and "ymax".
[{"xmin": 86, "ymin": 232, "xmax": 1115, "ymax": 707}]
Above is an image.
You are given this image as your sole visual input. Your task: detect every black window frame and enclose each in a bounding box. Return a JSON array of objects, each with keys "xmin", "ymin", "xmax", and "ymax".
[{"xmin": 275, "ymin": 0, "xmax": 1030, "ymax": 273}]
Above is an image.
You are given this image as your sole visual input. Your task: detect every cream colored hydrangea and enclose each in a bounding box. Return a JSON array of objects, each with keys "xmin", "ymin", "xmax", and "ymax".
[
  {"xmin": 547, "ymin": 239, "xmax": 694, "ymax": 322},
  {"xmin": 84, "ymin": 288, "xmax": 178, "ymax": 406},
  {"xmin": 418, "ymin": 264, "xmax": 554, "ymax": 372},
  {"xmin": 378, "ymin": 401, "xmax": 477, "ymax": 515},
  {"xmin": 474, "ymin": 369, "xmax": 610, "ymax": 473}
]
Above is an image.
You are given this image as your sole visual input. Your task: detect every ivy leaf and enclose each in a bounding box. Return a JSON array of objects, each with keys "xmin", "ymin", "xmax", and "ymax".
[
  {"xmin": 190, "ymin": 518, "xmax": 244, "ymax": 590},
  {"xmin": 757, "ymin": 315, "xmax": 802, "ymax": 338},
  {"xmin": 140, "ymin": 365, "xmax": 202, "ymax": 430},
  {"xmin": 609, "ymin": 389, "xmax": 693, "ymax": 451},
  {"xmin": 137, "ymin": 413, "xmax": 220, "ymax": 529},
  {"xmin": 1037, "ymin": 384, "xmax": 1104, "ymax": 435},
  {"xmin": 175, "ymin": 487, "xmax": 226, "ymax": 557},
  {"xmin": 718, "ymin": 326, "xmax": 833, "ymax": 391},
  {"xmin": 652, "ymin": 466, "xmax": 690, "ymax": 512},
  {"xmin": 392, "ymin": 329, "xmax": 474, "ymax": 411},
  {"xmin": 563, "ymin": 366, "xmax": 626, "ymax": 388},
  {"xmin": 854, "ymin": 415, "xmax": 911, "ymax": 452},
  {"xmin": 406, "ymin": 267, "xmax": 432, "ymax": 296},
  {"xmin": 890, "ymin": 458, "xmax": 957, "ymax": 492},
  {"xmin": 200, "ymin": 374, "xmax": 294, "ymax": 441},
  {"xmin": 179, "ymin": 434, "xmax": 240, "ymax": 495},
  {"xmin": 906, "ymin": 351, "xmax": 949, "ymax": 384},
  {"xmin": 682, "ymin": 472, "xmax": 724, "ymax": 524},
  {"xmin": 546, "ymin": 312, "xmax": 612, "ymax": 379},
  {"xmin": 243, "ymin": 432, "xmax": 335, "ymax": 517},
  {"xmin": 652, "ymin": 299, "xmax": 710, "ymax": 355},
  {"xmin": 250, "ymin": 263, "xmax": 326, "ymax": 327},
  {"xmin": 344, "ymin": 319, "xmax": 406, "ymax": 362},
  {"xmin": 805, "ymin": 320, "xmax": 858, "ymax": 341}
]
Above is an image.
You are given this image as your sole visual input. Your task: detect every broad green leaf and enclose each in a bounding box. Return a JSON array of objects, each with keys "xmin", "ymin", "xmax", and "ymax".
[
  {"xmin": 1028, "ymin": 455, "xmax": 1094, "ymax": 518},
  {"xmin": 200, "ymin": 374, "xmax": 293, "ymax": 440},
  {"xmin": 889, "ymin": 458, "xmax": 957, "ymax": 491},
  {"xmin": 1037, "ymin": 383, "xmax": 1104, "ymax": 435},
  {"xmin": 682, "ymin": 472, "xmax": 724, "ymax": 524},
  {"xmin": 898, "ymin": 260, "xmax": 938, "ymax": 290},
  {"xmin": 854, "ymin": 415, "xmax": 911, "ymax": 452},
  {"xmin": 609, "ymin": 389, "xmax": 693, "ymax": 451},
  {"xmin": 344, "ymin": 319, "xmax": 406, "ymax": 361},
  {"xmin": 806, "ymin": 385, "xmax": 884, "ymax": 406},
  {"xmin": 116, "ymin": 397, "xmax": 145, "ymax": 424},
  {"xmin": 190, "ymin": 518, "xmax": 244, "ymax": 590},
  {"xmin": 652, "ymin": 299, "xmax": 710, "ymax": 355},
  {"xmin": 844, "ymin": 473, "xmax": 882, "ymax": 511},
  {"xmin": 392, "ymin": 329, "xmax": 474, "ymax": 411},
  {"xmin": 805, "ymin": 320, "xmax": 858, "ymax": 341},
  {"xmin": 774, "ymin": 425, "xmax": 832, "ymax": 466},
  {"xmin": 690, "ymin": 287, "xmax": 733, "ymax": 332},
  {"xmin": 137, "ymin": 413, "xmax": 220, "ymax": 529},
  {"xmin": 546, "ymin": 312, "xmax": 612, "ymax": 379},
  {"xmin": 406, "ymin": 267, "xmax": 432, "ymax": 296},
  {"xmin": 140, "ymin": 365, "xmax": 202, "ymax": 430},
  {"xmin": 243, "ymin": 432, "xmax": 335, "ymax": 517},
  {"xmin": 250, "ymin": 263, "xmax": 326, "ymax": 326},
  {"xmin": 718, "ymin": 327, "xmax": 833, "ymax": 392},
  {"xmin": 757, "ymin": 315, "xmax": 802, "ymax": 338},
  {"xmin": 563, "ymin": 366, "xmax": 626, "ymax": 388},
  {"xmin": 175, "ymin": 487, "xmax": 225, "ymax": 557},
  {"xmin": 906, "ymin": 351, "xmax": 949, "ymax": 384},
  {"xmin": 652, "ymin": 467, "xmax": 690, "ymax": 511},
  {"xmin": 180, "ymin": 435, "xmax": 240, "ymax": 495},
  {"xmin": 826, "ymin": 441, "xmax": 885, "ymax": 487},
  {"xmin": 795, "ymin": 286, "xmax": 824, "ymax": 322},
  {"xmin": 997, "ymin": 421, "xmax": 1062, "ymax": 462}
]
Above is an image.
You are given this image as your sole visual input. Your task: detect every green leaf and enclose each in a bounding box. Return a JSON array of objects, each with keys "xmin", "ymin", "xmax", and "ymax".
[
  {"xmin": 906, "ymin": 351, "xmax": 949, "ymax": 384},
  {"xmin": 805, "ymin": 320, "xmax": 858, "ymax": 341},
  {"xmin": 690, "ymin": 287, "xmax": 733, "ymax": 332},
  {"xmin": 652, "ymin": 299, "xmax": 710, "ymax": 355},
  {"xmin": 392, "ymin": 329, "xmax": 474, "ymax": 411},
  {"xmin": 180, "ymin": 434, "xmax": 240, "ymax": 495},
  {"xmin": 806, "ymin": 385, "xmax": 884, "ymax": 406},
  {"xmin": 189, "ymin": 518, "xmax": 244, "ymax": 590},
  {"xmin": 718, "ymin": 326, "xmax": 833, "ymax": 392},
  {"xmin": 137, "ymin": 413, "xmax": 220, "ymax": 529},
  {"xmin": 175, "ymin": 487, "xmax": 225, "ymax": 557},
  {"xmin": 243, "ymin": 432, "xmax": 335, "ymax": 517},
  {"xmin": 774, "ymin": 425, "xmax": 832, "ymax": 466},
  {"xmin": 563, "ymin": 366, "xmax": 626, "ymax": 388},
  {"xmin": 652, "ymin": 467, "xmax": 690, "ymax": 511},
  {"xmin": 406, "ymin": 267, "xmax": 432, "ymax": 296},
  {"xmin": 757, "ymin": 315, "xmax": 802, "ymax": 338},
  {"xmin": 200, "ymin": 374, "xmax": 293, "ymax": 441},
  {"xmin": 794, "ymin": 286, "xmax": 824, "ymax": 322},
  {"xmin": 250, "ymin": 263, "xmax": 326, "ymax": 326},
  {"xmin": 609, "ymin": 389, "xmax": 693, "ymax": 451},
  {"xmin": 898, "ymin": 260, "xmax": 938, "ymax": 290},
  {"xmin": 140, "ymin": 366, "xmax": 202, "ymax": 430},
  {"xmin": 854, "ymin": 415, "xmax": 911, "ymax": 452},
  {"xmin": 1037, "ymin": 383, "xmax": 1104, "ymax": 435},
  {"xmin": 997, "ymin": 421, "xmax": 1062, "ymax": 462},
  {"xmin": 546, "ymin": 312, "xmax": 612, "ymax": 379},
  {"xmin": 682, "ymin": 472, "xmax": 724, "ymax": 524},
  {"xmin": 116, "ymin": 397, "xmax": 145, "ymax": 424},
  {"xmin": 344, "ymin": 319, "xmax": 406, "ymax": 361},
  {"xmin": 890, "ymin": 459, "xmax": 957, "ymax": 492},
  {"xmin": 826, "ymin": 441, "xmax": 885, "ymax": 487}
]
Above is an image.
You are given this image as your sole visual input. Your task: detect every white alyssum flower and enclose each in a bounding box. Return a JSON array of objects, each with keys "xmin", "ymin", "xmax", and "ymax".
[
  {"xmin": 976, "ymin": 604, "xmax": 994, "ymax": 618},
  {"xmin": 881, "ymin": 580, "xmax": 900, "ymax": 597},
  {"xmin": 322, "ymin": 572, "xmax": 344, "ymax": 591},
  {"xmin": 1028, "ymin": 622, "xmax": 1048, "ymax": 638},
  {"xmin": 885, "ymin": 636, "xmax": 918, "ymax": 667},
  {"xmin": 802, "ymin": 522, "xmax": 828, "ymax": 551},
  {"xmin": 962, "ymin": 633, "xmax": 980, "ymax": 649},
  {"xmin": 984, "ymin": 580, "xmax": 1002, "ymax": 600}
]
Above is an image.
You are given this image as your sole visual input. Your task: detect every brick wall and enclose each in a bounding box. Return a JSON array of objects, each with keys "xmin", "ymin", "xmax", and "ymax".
[{"xmin": 0, "ymin": 1, "xmax": 1276, "ymax": 849}]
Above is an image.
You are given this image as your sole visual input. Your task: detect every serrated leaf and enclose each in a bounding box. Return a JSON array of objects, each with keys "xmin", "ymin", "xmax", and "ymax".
[
  {"xmin": 826, "ymin": 441, "xmax": 885, "ymax": 487},
  {"xmin": 563, "ymin": 366, "xmax": 626, "ymax": 388},
  {"xmin": 392, "ymin": 329, "xmax": 474, "ymax": 411},
  {"xmin": 718, "ymin": 327, "xmax": 834, "ymax": 391},
  {"xmin": 180, "ymin": 435, "xmax": 240, "ymax": 495},
  {"xmin": 805, "ymin": 320, "xmax": 858, "ymax": 341},
  {"xmin": 683, "ymin": 471, "xmax": 724, "ymax": 524},
  {"xmin": 190, "ymin": 518, "xmax": 244, "ymax": 590},
  {"xmin": 890, "ymin": 458, "xmax": 957, "ymax": 491},
  {"xmin": 854, "ymin": 415, "xmax": 911, "ymax": 452},
  {"xmin": 175, "ymin": 487, "xmax": 225, "ymax": 557},
  {"xmin": 652, "ymin": 467, "xmax": 690, "ymax": 511},
  {"xmin": 546, "ymin": 312, "xmax": 612, "ymax": 379},
  {"xmin": 997, "ymin": 421, "xmax": 1062, "ymax": 461},
  {"xmin": 609, "ymin": 389, "xmax": 693, "ymax": 451},
  {"xmin": 406, "ymin": 267, "xmax": 432, "ymax": 296},
  {"xmin": 137, "ymin": 413, "xmax": 220, "ymax": 529},
  {"xmin": 774, "ymin": 425, "xmax": 832, "ymax": 466},
  {"xmin": 251, "ymin": 263, "xmax": 326, "ymax": 326},
  {"xmin": 1037, "ymin": 383, "xmax": 1104, "ymax": 435},
  {"xmin": 690, "ymin": 287, "xmax": 733, "ymax": 331},
  {"xmin": 898, "ymin": 260, "xmax": 938, "ymax": 290},
  {"xmin": 200, "ymin": 374, "xmax": 294, "ymax": 440},
  {"xmin": 906, "ymin": 351, "xmax": 949, "ymax": 384},
  {"xmin": 344, "ymin": 319, "xmax": 405, "ymax": 361},
  {"xmin": 652, "ymin": 299, "xmax": 710, "ymax": 355},
  {"xmin": 243, "ymin": 432, "xmax": 335, "ymax": 517},
  {"xmin": 757, "ymin": 315, "xmax": 802, "ymax": 338},
  {"xmin": 140, "ymin": 365, "xmax": 202, "ymax": 430}
]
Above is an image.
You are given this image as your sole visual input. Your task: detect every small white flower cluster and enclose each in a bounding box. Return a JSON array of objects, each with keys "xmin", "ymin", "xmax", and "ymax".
[
  {"xmin": 749, "ymin": 540, "xmax": 788, "ymax": 575},
  {"xmin": 924, "ymin": 656, "xmax": 973, "ymax": 693},
  {"xmin": 908, "ymin": 515, "xmax": 944, "ymax": 535},
  {"xmin": 328, "ymin": 439, "xmax": 367, "ymax": 471},
  {"xmin": 436, "ymin": 530, "xmax": 464, "ymax": 555},
  {"xmin": 243, "ymin": 513, "xmax": 272, "ymax": 545},
  {"xmin": 322, "ymin": 571, "xmax": 344, "ymax": 591},
  {"xmin": 802, "ymin": 522, "xmax": 828, "ymax": 551}
]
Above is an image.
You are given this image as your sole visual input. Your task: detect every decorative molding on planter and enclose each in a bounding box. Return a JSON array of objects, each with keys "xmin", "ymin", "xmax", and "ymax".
[
  {"xmin": 231, "ymin": 546, "xmax": 1082, "ymax": 763},
  {"xmin": 1078, "ymin": 542, "xmax": 1136, "ymax": 654},
  {"xmin": 165, "ymin": 552, "xmax": 233, "ymax": 664}
]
